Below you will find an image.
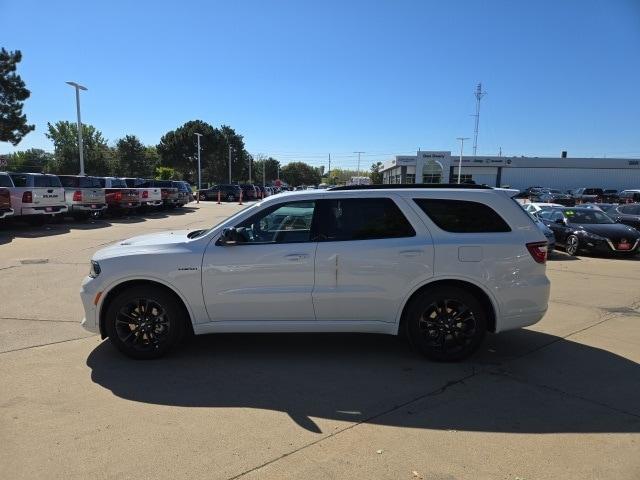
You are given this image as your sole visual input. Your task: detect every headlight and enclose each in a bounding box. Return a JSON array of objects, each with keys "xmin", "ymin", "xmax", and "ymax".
[
  {"xmin": 89, "ymin": 260, "xmax": 101, "ymax": 278},
  {"xmin": 577, "ymin": 230, "xmax": 605, "ymax": 241}
]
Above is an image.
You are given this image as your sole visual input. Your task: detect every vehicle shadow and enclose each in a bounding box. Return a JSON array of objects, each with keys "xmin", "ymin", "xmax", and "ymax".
[
  {"xmin": 548, "ymin": 251, "xmax": 580, "ymax": 261},
  {"xmin": 87, "ymin": 330, "xmax": 640, "ymax": 434}
]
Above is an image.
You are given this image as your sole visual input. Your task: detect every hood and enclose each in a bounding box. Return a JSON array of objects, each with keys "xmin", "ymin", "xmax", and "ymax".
[
  {"xmin": 572, "ymin": 223, "xmax": 640, "ymax": 238},
  {"xmin": 94, "ymin": 230, "xmax": 192, "ymax": 260}
]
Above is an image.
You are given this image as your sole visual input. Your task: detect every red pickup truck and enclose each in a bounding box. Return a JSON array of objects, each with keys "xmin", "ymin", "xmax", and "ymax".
[{"xmin": 97, "ymin": 177, "xmax": 140, "ymax": 214}]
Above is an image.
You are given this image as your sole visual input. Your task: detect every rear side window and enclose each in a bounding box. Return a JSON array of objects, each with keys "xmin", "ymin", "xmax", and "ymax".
[
  {"xmin": 414, "ymin": 198, "xmax": 511, "ymax": 233},
  {"xmin": 59, "ymin": 176, "xmax": 78, "ymax": 188},
  {"xmin": 319, "ymin": 198, "xmax": 415, "ymax": 241},
  {"xmin": 0, "ymin": 175, "xmax": 14, "ymax": 187},
  {"xmin": 34, "ymin": 175, "xmax": 62, "ymax": 187},
  {"xmin": 9, "ymin": 173, "xmax": 28, "ymax": 187}
]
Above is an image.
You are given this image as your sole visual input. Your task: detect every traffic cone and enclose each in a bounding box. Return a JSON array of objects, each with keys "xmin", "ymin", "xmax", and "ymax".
[
  {"xmin": 238, "ymin": 190, "xmax": 243, "ymax": 205},
  {"xmin": 217, "ymin": 190, "xmax": 221, "ymax": 204}
]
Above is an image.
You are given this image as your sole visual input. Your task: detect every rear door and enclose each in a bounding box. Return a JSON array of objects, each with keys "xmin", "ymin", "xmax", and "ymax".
[{"xmin": 312, "ymin": 195, "xmax": 433, "ymax": 323}]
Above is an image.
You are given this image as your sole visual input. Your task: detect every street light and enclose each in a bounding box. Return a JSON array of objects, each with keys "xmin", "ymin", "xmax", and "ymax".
[
  {"xmin": 456, "ymin": 137, "xmax": 469, "ymax": 184},
  {"xmin": 194, "ymin": 133, "xmax": 202, "ymax": 203},
  {"xmin": 66, "ymin": 81, "xmax": 87, "ymax": 176}
]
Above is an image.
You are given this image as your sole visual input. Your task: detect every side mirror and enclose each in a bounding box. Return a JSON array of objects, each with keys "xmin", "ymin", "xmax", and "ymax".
[{"xmin": 218, "ymin": 227, "xmax": 238, "ymax": 245}]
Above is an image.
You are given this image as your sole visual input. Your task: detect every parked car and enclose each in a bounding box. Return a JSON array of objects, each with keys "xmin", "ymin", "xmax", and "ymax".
[
  {"xmin": 80, "ymin": 184, "xmax": 550, "ymax": 361},
  {"xmin": 572, "ymin": 187, "xmax": 604, "ymax": 203},
  {"xmin": 601, "ymin": 189, "xmax": 619, "ymax": 203},
  {"xmin": 57, "ymin": 175, "xmax": 107, "ymax": 220},
  {"xmin": 0, "ymin": 188, "xmax": 13, "ymax": 219},
  {"xmin": 255, "ymin": 185, "xmax": 266, "ymax": 198},
  {"xmin": 522, "ymin": 202, "xmax": 563, "ymax": 216},
  {"xmin": 0, "ymin": 173, "xmax": 15, "ymax": 219},
  {"xmin": 175, "ymin": 181, "xmax": 195, "ymax": 202},
  {"xmin": 605, "ymin": 203, "xmax": 640, "ymax": 231},
  {"xmin": 6, "ymin": 172, "xmax": 67, "ymax": 225},
  {"xmin": 138, "ymin": 180, "xmax": 179, "ymax": 208},
  {"xmin": 97, "ymin": 177, "xmax": 141, "ymax": 214},
  {"xmin": 198, "ymin": 184, "xmax": 242, "ymax": 202},
  {"xmin": 122, "ymin": 178, "xmax": 163, "ymax": 210},
  {"xmin": 171, "ymin": 181, "xmax": 191, "ymax": 206},
  {"xmin": 238, "ymin": 184, "xmax": 258, "ymax": 200},
  {"xmin": 580, "ymin": 203, "xmax": 617, "ymax": 212},
  {"xmin": 536, "ymin": 189, "xmax": 575, "ymax": 206},
  {"xmin": 524, "ymin": 209, "xmax": 556, "ymax": 252},
  {"xmin": 539, "ymin": 207, "xmax": 640, "ymax": 256},
  {"xmin": 619, "ymin": 190, "xmax": 640, "ymax": 203}
]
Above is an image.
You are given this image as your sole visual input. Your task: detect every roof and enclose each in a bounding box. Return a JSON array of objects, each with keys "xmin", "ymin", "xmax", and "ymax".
[{"xmin": 329, "ymin": 183, "xmax": 491, "ymax": 191}]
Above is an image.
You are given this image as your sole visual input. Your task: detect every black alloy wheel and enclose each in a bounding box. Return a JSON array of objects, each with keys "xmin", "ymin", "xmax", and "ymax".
[
  {"xmin": 105, "ymin": 286, "xmax": 184, "ymax": 359},
  {"xmin": 406, "ymin": 286, "xmax": 487, "ymax": 361}
]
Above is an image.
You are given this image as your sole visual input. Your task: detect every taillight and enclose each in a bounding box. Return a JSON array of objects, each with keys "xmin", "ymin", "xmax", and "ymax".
[
  {"xmin": 114, "ymin": 191, "xmax": 122, "ymax": 201},
  {"xmin": 22, "ymin": 191, "xmax": 33, "ymax": 203},
  {"xmin": 142, "ymin": 190, "xmax": 149, "ymax": 199},
  {"xmin": 73, "ymin": 190, "xmax": 82, "ymax": 202},
  {"xmin": 526, "ymin": 241, "xmax": 548, "ymax": 264}
]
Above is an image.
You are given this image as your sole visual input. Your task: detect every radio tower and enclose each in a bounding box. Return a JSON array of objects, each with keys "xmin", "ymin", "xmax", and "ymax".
[{"xmin": 472, "ymin": 82, "xmax": 487, "ymax": 157}]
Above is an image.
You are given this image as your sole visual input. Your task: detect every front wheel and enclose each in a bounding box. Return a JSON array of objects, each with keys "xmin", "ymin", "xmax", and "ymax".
[
  {"xmin": 565, "ymin": 234, "xmax": 579, "ymax": 256},
  {"xmin": 406, "ymin": 286, "xmax": 487, "ymax": 361},
  {"xmin": 105, "ymin": 285, "xmax": 185, "ymax": 359}
]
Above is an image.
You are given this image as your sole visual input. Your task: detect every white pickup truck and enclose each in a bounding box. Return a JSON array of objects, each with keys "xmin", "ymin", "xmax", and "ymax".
[
  {"xmin": 5, "ymin": 172, "xmax": 68, "ymax": 225},
  {"xmin": 58, "ymin": 175, "xmax": 107, "ymax": 220},
  {"xmin": 122, "ymin": 178, "xmax": 163, "ymax": 209}
]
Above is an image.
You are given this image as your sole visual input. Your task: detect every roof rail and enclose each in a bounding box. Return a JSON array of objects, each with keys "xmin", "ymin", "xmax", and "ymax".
[{"xmin": 327, "ymin": 183, "xmax": 492, "ymax": 191}]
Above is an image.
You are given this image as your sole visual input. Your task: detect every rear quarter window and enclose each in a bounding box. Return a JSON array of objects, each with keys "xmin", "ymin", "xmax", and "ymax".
[{"xmin": 413, "ymin": 198, "xmax": 511, "ymax": 233}]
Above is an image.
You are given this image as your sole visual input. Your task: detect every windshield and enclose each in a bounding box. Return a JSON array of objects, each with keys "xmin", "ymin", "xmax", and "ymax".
[{"xmin": 564, "ymin": 209, "xmax": 614, "ymax": 224}]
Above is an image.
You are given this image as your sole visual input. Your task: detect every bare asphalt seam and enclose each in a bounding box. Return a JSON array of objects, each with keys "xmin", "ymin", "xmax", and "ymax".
[
  {"xmin": 0, "ymin": 316, "xmax": 80, "ymax": 323},
  {"xmin": 0, "ymin": 334, "xmax": 96, "ymax": 355}
]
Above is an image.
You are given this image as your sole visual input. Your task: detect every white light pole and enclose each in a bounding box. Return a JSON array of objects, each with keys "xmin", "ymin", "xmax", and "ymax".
[
  {"xmin": 456, "ymin": 137, "xmax": 469, "ymax": 184},
  {"xmin": 66, "ymin": 81, "xmax": 87, "ymax": 175},
  {"xmin": 195, "ymin": 133, "xmax": 202, "ymax": 203}
]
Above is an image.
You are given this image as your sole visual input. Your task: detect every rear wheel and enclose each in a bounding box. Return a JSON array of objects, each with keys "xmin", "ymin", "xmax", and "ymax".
[
  {"xmin": 406, "ymin": 286, "xmax": 487, "ymax": 361},
  {"xmin": 565, "ymin": 234, "xmax": 579, "ymax": 255},
  {"xmin": 105, "ymin": 285, "xmax": 185, "ymax": 359}
]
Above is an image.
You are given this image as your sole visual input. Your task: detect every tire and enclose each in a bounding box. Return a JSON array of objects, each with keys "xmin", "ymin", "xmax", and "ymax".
[
  {"xmin": 105, "ymin": 285, "xmax": 185, "ymax": 359},
  {"xmin": 565, "ymin": 234, "xmax": 579, "ymax": 256},
  {"xmin": 405, "ymin": 286, "xmax": 487, "ymax": 362}
]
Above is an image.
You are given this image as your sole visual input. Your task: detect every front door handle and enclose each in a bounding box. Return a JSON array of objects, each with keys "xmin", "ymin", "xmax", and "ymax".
[
  {"xmin": 285, "ymin": 253, "xmax": 309, "ymax": 261},
  {"xmin": 399, "ymin": 250, "xmax": 423, "ymax": 257}
]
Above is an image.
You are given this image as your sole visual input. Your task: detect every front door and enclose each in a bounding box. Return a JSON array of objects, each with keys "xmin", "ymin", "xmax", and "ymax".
[
  {"xmin": 312, "ymin": 196, "xmax": 434, "ymax": 322},
  {"xmin": 202, "ymin": 200, "xmax": 318, "ymax": 322}
]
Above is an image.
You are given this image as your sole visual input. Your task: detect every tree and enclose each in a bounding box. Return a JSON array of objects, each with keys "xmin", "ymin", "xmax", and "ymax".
[
  {"xmin": 115, "ymin": 135, "xmax": 156, "ymax": 178},
  {"xmin": 326, "ymin": 167, "xmax": 360, "ymax": 185},
  {"xmin": 280, "ymin": 162, "xmax": 321, "ymax": 186},
  {"xmin": 45, "ymin": 121, "xmax": 111, "ymax": 175},
  {"xmin": 5, "ymin": 148, "xmax": 54, "ymax": 173},
  {"xmin": 157, "ymin": 121, "xmax": 251, "ymax": 183},
  {"xmin": 0, "ymin": 48, "xmax": 34, "ymax": 146},
  {"xmin": 370, "ymin": 162, "xmax": 384, "ymax": 184},
  {"xmin": 155, "ymin": 166, "xmax": 176, "ymax": 180},
  {"xmin": 252, "ymin": 156, "xmax": 280, "ymax": 184}
]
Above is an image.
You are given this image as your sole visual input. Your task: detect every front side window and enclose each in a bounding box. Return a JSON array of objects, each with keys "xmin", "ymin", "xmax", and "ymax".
[
  {"xmin": 317, "ymin": 198, "xmax": 415, "ymax": 241},
  {"xmin": 414, "ymin": 198, "xmax": 511, "ymax": 233},
  {"xmin": 235, "ymin": 201, "xmax": 316, "ymax": 244}
]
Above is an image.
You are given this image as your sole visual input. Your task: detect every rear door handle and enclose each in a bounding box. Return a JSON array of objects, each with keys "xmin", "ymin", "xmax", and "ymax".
[
  {"xmin": 399, "ymin": 250, "xmax": 423, "ymax": 257},
  {"xmin": 285, "ymin": 253, "xmax": 309, "ymax": 261}
]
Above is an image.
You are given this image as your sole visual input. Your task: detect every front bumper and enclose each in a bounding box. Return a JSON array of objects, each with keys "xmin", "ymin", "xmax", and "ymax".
[
  {"xmin": 580, "ymin": 236, "xmax": 639, "ymax": 255},
  {"xmin": 80, "ymin": 276, "xmax": 100, "ymax": 334}
]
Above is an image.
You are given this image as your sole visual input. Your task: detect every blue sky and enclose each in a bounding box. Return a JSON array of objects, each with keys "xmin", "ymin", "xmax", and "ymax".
[{"xmin": 2, "ymin": 0, "xmax": 639, "ymax": 169}]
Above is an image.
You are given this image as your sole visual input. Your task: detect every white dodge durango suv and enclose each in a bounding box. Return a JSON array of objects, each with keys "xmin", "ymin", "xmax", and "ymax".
[{"xmin": 80, "ymin": 185, "xmax": 550, "ymax": 361}]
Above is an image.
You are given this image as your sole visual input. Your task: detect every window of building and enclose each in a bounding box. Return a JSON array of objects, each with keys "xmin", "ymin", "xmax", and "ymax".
[
  {"xmin": 405, "ymin": 173, "xmax": 416, "ymax": 184},
  {"xmin": 236, "ymin": 201, "xmax": 317, "ymax": 244},
  {"xmin": 422, "ymin": 160, "xmax": 443, "ymax": 184},
  {"xmin": 318, "ymin": 198, "xmax": 415, "ymax": 241},
  {"xmin": 459, "ymin": 174, "xmax": 473, "ymax": 183},
  {"xmin": 413, "ymin": 198, "xmax": 511, "ymax": 233}
]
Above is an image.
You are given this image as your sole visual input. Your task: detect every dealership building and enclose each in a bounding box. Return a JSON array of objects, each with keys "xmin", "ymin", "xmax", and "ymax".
[{"xmin": 381, "ymin": 151, "xmax": 640, "ymax": 191}]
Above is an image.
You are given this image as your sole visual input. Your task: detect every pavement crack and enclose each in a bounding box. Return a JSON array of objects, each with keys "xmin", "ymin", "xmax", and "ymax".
[
  {"xmin": 0, "ymin": 335, "xmax": 97, "ymax": 355},
  {"xmin": 0, "ymin": 316, "xmax": 79, "ymax": 324}
]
